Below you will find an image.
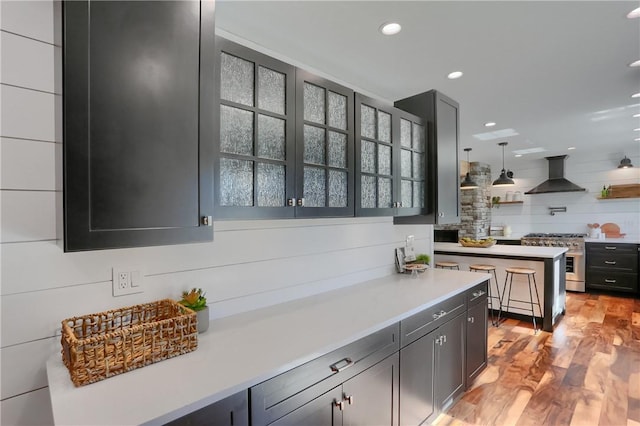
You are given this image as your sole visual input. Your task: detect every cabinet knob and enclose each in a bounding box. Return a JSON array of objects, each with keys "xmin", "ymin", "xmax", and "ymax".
[
  {"xmin": 201, "ymin": 216, "xmax": 212, "ymax": 226},
  {"xmin": 345, "ymin": 395, "xmax": 354, "ymax": 405},
  {"xmin": 297, "ymin": 198, "xmax": 305, "ymax": 207},
  {"xmin": 468, "ymin": 316, "xmax": 474, "ymax": 323},
  {"xmin": 287, "ymin": 198, "xmax": 296, "ymax": 207},
  {"xmin": 334, "ymin": 400, "xmax": 345, "ymax": 411},
  {"xmin": 438, "ymin": 212, "xmax": 445, "ymax": 217}
]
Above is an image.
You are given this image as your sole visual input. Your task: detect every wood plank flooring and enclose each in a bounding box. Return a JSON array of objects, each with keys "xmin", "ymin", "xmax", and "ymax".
[{"xmin": 435, "ymin": 292, "xmax": 640, "ymax": 426}]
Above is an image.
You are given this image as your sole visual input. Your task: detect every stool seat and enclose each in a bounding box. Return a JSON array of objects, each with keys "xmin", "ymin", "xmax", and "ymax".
[
  {"xmin": 435, "ymin": 261, "xmax": 460, "ymax": 270},
  {"xmin": 505, "ymin": 267, "xmax": 536, "ymax": 275},
  {"xmin": 469, "ymin": 264, "xmax": 496, "ymax": 272}
]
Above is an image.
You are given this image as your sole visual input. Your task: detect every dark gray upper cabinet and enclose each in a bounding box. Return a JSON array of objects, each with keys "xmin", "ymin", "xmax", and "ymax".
[
  {"xmin": 295, "ymin": 71, "xmax": 355, "ymax": 217},
  {"xmin": 63, "ymin": 1, "xmax": 215, "ymax": 251},
  {"xmin": 355, "ymin": 94, "xmax": 425, "ymax": 217},
  {"xmin": 394, "ymin": 90, "xmax": 461, "ymax": 224},
  {"xmin": 214, "ymin": 37, "xmax": 296, "ymax": 219}
]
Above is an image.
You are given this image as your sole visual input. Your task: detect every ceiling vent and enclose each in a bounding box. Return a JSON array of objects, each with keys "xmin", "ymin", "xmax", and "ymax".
[{"xmin": 525, "ymin": 155, "xmax": 586, "ymax": 194}]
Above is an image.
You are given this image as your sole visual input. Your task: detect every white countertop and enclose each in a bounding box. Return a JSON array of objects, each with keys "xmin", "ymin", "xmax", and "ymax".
[
  {"xmin": 47, "ymin": 269, "xmax": 488, "ymax": 426},
  {"xmin": 434, "ymin": 242, "xmax": 567, "ymax": 258}
]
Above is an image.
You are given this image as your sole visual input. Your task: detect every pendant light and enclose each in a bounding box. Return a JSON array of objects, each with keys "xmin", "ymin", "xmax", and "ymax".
[
  {"xmin": 460, "ymin": 148, "xmax": 479, "ymax": 190},
  {"xmin": 492, "ymin": 142, "xmax": 515, "ymax": 187},
  {"xmin": 618, "ymin": 156, "xmax": 634, "ymax": 168}
]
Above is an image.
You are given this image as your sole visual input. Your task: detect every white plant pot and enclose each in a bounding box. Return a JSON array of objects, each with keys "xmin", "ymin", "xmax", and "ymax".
[{"xmin": 196, "ymin": 306, "xmax": 210, "ymax": 333}]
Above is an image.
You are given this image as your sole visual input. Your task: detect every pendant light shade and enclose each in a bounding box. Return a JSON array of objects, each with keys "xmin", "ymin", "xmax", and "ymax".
[
  {"xmin": 460, "ymin": 148, "xmax": 478, "ymax": 190},
  {"xmin": 492, "ymin": 142, "xmax": 515, "ymax": 187},
  {"xmin": 618, "ymin": 156, "xmax": 634, "ymax": 168}
]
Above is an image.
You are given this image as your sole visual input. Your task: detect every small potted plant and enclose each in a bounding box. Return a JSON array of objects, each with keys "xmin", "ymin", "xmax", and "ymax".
[
  {"xmin": 413, "ymin": 254, "xmax": 431, "ymax": 266},
  {"xmin": 179, "ymin": 288, "xmax": 209, "ymax": 333}
]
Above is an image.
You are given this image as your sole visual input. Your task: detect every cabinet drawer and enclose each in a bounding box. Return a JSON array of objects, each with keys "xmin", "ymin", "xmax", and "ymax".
[
  {"xmin": 588, "ymin": 252, "xmax": 637, "ymax": 272},
  {"xmin": 466, "ymin": 281, "xmax": 488, "ymax": 307},
  {"xmin": 250, "ymin": 323, "xmax": 399, "ymax": 425},
  {"xmin": 587, "ymin": 243, "xmax": 638, "ymax": 255},
  {"xmin": 586, "ymin": 271, "xmax": 638, "ymax": 293},
  {"xmin": 400, "ymin": 293, "xmax": 465, "ymax": 348}
]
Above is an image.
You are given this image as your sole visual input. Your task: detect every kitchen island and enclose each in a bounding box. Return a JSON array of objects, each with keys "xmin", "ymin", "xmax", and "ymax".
[
  {"xmin": 434, "ymin": 243, "xmax": 567, "ymax": 332},
  {"xmin": 47, "ymin": 269, "xmax": 488, "ymax": 425}
]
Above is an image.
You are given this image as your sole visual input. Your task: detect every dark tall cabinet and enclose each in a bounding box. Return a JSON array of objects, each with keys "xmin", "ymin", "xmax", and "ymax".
[
  {"xmin": 63, "ymin": 1, "xmax": 215, "ymax": 251},
  {"xmin": 394, "ymin": 90, "xmax": 460, "ymax": 224}
]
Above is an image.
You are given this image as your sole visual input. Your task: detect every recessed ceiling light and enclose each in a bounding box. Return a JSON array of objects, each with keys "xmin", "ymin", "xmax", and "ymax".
[
  {"xmin": 636, "ymin": 137, "xmax": 640, "ymax": 141},
  {"xmin": 447, "ymin": 71, "xmax": 463, "ymax": 79},
  {"xmin": 635, "ymin": 128, "xmax": 640, "ymax": 131},
  {"xmin": 633, "ymin": 93, "xmax": 640, "ymax": 98},
  {"xmin": 630, "ymin": 60, "xmax": 640, "ymax": 67},
  {"xmin": 634, "ymin": 113, "xmax": 640, "ymax": 118},
  {"xmin": 512, "ymin": 147, "xmax": 547, "ymax": 155},
  {"xmin": 473, "ymin": 128, "xmax": 519, "ymax": 141},
  {"xmin": 514, "ymin": 154, "xmax": 523, "ymax": 158},
  {"xmin": 380, "ymin": 22, "xmax": 401, "ymax": 35},
  {"xmin": 484, "ymin": 122, "xmax": 496, "ymax": 127},
  {"xmin": 628, "ymin": 7, "xmax": 640, "ymax": 18},
  {"xmin": 568, "ymin": 147, "xmax": 576, "ymax": 150}
]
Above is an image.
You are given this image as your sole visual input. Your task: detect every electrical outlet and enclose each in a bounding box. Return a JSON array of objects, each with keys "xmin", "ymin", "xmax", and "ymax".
[{"xmin": 112, "ymin": 268, "xmax": 144, "ymax": 297}]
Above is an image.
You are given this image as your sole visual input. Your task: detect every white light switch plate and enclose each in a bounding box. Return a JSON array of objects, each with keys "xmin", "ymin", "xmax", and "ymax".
[{"xmin": 112, "ymin": 268, "xmax": 144, "ymax": 296}]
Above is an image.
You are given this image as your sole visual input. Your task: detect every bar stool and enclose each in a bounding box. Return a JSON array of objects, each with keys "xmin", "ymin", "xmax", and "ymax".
[
  {"xmin": 435, "ymin": 261, "xmax": 460, "ymax": 270},
  {"xmin": 469, "ymin": 264, "xmax": 500, "ymax": 326},
  {"xmin": 498, "ymin": 267, "xmax": 542, "ymax": 333}
]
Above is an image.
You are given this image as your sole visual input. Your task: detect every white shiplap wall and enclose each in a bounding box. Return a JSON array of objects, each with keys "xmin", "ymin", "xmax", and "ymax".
[
  {"xmin": 490, "ymin": 152, "xmax": 640, "ymax": 240},
  {"xmin": 0, "ymin": 2, "xmax": 433, "ymax": 424}
]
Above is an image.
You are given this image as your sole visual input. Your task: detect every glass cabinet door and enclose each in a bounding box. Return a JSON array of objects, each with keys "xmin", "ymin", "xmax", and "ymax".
[
  {"xmin": 355, "ymin": 94, "xmax": 398, "ymax": 216},
  {"xmin": 215, "ymin": 38, "xmax": 296, "ymax": 219},
  {"xmin": 295, "ymin": 70, "xmax": 354, "ymax": 217},
  {"xmin": 396, "ymin": 111, "xmax": 426, "ymax": 217}
]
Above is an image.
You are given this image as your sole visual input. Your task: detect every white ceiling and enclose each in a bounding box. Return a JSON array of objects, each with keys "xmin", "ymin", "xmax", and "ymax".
[{"xmin": 216, "ymin": 1, "xmax": 640, "ymax": 165}]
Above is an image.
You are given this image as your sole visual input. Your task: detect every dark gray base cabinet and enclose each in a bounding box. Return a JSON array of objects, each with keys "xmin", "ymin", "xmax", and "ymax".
[
  {"xmin": 586, "ymin": 243, "xmax": 639, "ymax": 293},
  {"xmin": 164, "ymin": 390, "xmax": 248, "ymax": 426},
  {"xmin": 466, "ymin": 294, "xmax": 488, "ymax": 385},
  {"xmin": 270, "ymin": 353, "xmax": 399, "ymax": 426}
]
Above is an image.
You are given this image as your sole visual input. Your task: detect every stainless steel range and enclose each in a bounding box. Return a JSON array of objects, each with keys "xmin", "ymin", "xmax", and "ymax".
[{"xmin": 521, "ymin": 233, "xmax": 586, "ymax": 292}]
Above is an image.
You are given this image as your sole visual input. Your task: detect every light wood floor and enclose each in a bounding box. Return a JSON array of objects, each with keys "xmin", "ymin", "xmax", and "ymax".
[{"xmin": 436, "ymin": 291, "xmax": 640, "ymax": 426}]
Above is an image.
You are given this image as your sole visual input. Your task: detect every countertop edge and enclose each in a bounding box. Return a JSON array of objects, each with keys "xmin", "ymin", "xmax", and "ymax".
[{"xmin": 47, "ymin": 269, "xmax": 489, "ymax": 426}]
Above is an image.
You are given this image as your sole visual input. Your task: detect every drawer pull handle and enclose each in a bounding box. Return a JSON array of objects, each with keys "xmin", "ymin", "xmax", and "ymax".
[
  {"xmin": 330, "ymin": 357, "xmax": 353, "ymax": 373},
  {"xmin": 472, "ymin": 290, "xmax": 486, "ymax": 297},
  {"xmin": 468, "ymin": 316, "xmax": 475, "ymax": 323},
  {"xmin": 605, "ymin": 279, "xmax": 616, "ymax": 283},
  {"xmin": 334, "ymin": 400, "xmax": 345, "ymax": 411},
  {"xmin": 432, "ymin": 310, "xmax": 447, "ymax": 320},
  {"xmin": 605, "ymin": 246, "xmax": 616, "ymax": 250},
  {"xmin": 604, "ymin": 261, "xmax": 617, "ymax": 265}
]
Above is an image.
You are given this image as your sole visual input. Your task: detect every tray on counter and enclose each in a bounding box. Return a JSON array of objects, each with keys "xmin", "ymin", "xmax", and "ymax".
[{"xmin": 459, "ymin": 239, "xmax": 496, "ymax": 248}]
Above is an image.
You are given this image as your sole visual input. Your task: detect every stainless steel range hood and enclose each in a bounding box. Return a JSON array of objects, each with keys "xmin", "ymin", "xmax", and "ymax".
[{"xmin": 525, "ymin": 155, "xmax": 586, "ymax": 194}]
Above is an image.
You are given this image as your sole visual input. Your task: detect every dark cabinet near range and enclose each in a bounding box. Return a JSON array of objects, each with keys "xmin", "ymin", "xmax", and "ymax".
[
  {"xmin": 63, "ymin": 1, "xmax": 215, "ymax": 251},
  {"xmin": 586, "ymin": 242, "xmax": 639, "ymax": 293},
  {"xmin": 394, "ymin": 90, "xmax": 461, "ymax": 225},
  {"xmin": 164, "ymin": 390, "xmax": 248, "ymax": 426}
]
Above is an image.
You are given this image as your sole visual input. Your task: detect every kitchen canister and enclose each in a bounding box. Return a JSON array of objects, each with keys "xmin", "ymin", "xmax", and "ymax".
[
  {"xmin": 505, "ymin": 191, "xmax": 513, "ymax": 202},
  {"xmin": 514, "ymin": 191, "xmax": 523, "ymax": 202}
]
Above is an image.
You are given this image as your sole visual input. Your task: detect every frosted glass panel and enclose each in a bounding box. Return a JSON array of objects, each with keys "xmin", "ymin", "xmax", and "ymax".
[
  {"xmin": 413, "ymin": 152, "xmax": 424, "ymax": 179},
  {"xmin": 378, "ymin": 177, "xmax": 392, "ymax": 208},
  {"xmin": 220, "ymin": 105, "xmax": 253, "ymax": 156},
  {"xmin": 413, "ymin": 123, "xmax": 425, "ymax": 152},
  {"xmin": 258, "ymin": 66, "xmax": 285, "ymax": 115},
  {"xmin": 401, "ymin": 149, "xmax": 412, "ymax": 178},
  {"xmin": 329, "ymin": 170, "xmax": 348, "ymax": 207},
  {"xmin": 257, "ymin": 162, "xmax": 285, "ymax": 207},
  {"xmin": 361, "ymin": 175, "xmax": 376, "ymax": 208},
  {"xmin": 378, "ymin": 144, "xmax": 391, "ymax": 175},
  {"xmin": 361, "ymin": 140, "xmax": 376, "ymax": 174},
  {"xmin": 377, "ymin": 111, "xmax": 391, "ymax": 143},
  {"xmin": 361, "ymin": 105, "xmax": 376, "ymax": 139},
  {"xmin": 257, "ymin": 114, "xmax": 285, "ymax": 160},
  {"xmin": 304, "ymin": 83, "xmax": 325, "ymax": 124},
  {"xmin": 328, "ymin": 131, "xmax": 347, "ymax": 168},
  {"xmin": 328, "ymin": 91, "xmax": 347, "ymax": 130},
  {"xmin": 402, "ymin": 180, "xmax": 413, "ymax": 208},
  {"xmin": 304, "ymin": 125, "xmax": 325, "ymax": 165},
  {"xmin": 304, "ymin": 166, "xmax": 326, "ymax": 207},
  {"xmin": 220, "ymin": 53, "xmax": 254, "ymax": 106},
  {"xmin": 414, "ymin": 181, "xmax": 424, "ymax": 208},
  {"xmin": 220, "ymin": 158, "xmax": 253, "ymax": 206},
  {"xmin": 400, "ymin": 119, "xmax": 412, "ymax": 148}
]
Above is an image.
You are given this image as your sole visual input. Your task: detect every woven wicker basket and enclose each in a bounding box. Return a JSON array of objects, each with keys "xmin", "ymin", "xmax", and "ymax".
[{"xmin": 61, "ymin": 299, "xmax": 198, "ymax": 387}]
